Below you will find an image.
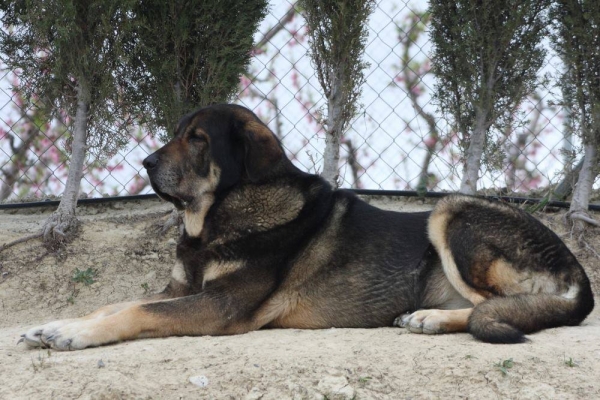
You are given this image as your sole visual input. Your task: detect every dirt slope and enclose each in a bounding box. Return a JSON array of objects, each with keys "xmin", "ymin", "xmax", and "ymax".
[{"xmin": 0, "ymin": 196, "xmax": 598, "ymax": 400}]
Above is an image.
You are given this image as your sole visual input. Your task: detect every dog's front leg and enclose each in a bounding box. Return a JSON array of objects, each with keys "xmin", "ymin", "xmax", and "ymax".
[
  {"xmin": 21, "ymin": 293, "xmax": 170, "ymax": 348},
  {"xmin": 39, "ymin": 277, "xmax": 270, "ymax": 350},
  {"xmin": 21, "ymin": 260, "xmax": 195, "ymax": 349}
]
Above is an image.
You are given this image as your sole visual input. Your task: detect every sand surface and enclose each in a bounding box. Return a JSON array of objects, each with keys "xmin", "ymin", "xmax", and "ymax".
[{"xmin": 0, "ymin": 196, "xmax": 598, "ymax": 399}]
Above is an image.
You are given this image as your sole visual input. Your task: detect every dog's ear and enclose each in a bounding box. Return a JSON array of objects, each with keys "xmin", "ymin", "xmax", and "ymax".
[{"xmin": 239, "ymin": 120, "xmax": 284, "ymax": 182}]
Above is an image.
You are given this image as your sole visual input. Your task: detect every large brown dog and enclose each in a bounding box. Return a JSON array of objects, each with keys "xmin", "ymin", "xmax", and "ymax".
[{"xmin": 22, "ymin": 104, "xmax": 594, "ymax": 350}]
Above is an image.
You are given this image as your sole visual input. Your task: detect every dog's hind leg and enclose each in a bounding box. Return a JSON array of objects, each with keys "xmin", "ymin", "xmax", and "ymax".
[
  {"xmin": 425, "ymin": 195, "xmax": 594, "ymax": 343},
  {"xmin": 394, "ymin": 308, "xmax": 472, "ymax": 334},
  {"xmin": 394, "ymin": 261, "xmax": 475, "ymax": 335}
]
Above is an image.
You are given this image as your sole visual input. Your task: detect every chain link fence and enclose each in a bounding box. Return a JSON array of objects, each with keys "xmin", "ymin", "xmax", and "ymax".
[{"xmin": 0, "ymin": 0, "xmax": 578, "ymax": 202}]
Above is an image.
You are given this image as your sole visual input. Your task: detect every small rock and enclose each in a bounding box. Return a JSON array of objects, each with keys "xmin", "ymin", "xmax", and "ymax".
[
  {"xmin": 244, "ymin": 387, "xmax": 263, "ymax": 400},
  {"xmin": 142, "ymin": 253, "xmax": 159, "ymax": 260},
  {"xmin": 166, "ymin": 238, "xmax": 177, "ymax": 246},
  {"xmin": 317, "ymin": 376, "xmax": 354, "ymax": 400},
  {"xmin": 97, "ymin": 359, "xmax": 105, "ymax": 368},
  {"xmin": 189, "ymin": 375, "xmax": 209, "ymax": 387}
]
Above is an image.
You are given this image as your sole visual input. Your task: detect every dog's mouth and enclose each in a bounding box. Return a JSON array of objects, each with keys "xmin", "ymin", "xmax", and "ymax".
[{"xmin": 152, "ymin": 186, "xmax": 192, "ymax": 210}]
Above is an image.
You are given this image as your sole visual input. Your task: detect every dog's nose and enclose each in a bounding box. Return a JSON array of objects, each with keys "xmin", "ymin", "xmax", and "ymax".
[{"xmin": 143, "ymin": 153, "xmax": 159, "ymax": 170}]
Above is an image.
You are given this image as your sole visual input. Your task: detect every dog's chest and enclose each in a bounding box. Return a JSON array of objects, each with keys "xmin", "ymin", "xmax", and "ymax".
[{"xmin": 176, "ymin": 239, "xmax": 244, "ymax": 288}]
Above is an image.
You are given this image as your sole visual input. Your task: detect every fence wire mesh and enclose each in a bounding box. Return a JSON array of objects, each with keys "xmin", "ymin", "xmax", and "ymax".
[{"xmin": 0, "ymin": 0, "xmax": 580, "ymax": 202}]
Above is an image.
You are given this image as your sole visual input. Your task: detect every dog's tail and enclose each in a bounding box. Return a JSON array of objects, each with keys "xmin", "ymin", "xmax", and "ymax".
[{"xmin": 468, "ymin": 279, "xmax": 594, "ymax": 343}]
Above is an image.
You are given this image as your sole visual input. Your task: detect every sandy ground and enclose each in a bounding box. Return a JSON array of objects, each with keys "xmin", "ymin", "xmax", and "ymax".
[{"xmin": 0, "ymin": 196, "xmax": 599, "ymax": 400}]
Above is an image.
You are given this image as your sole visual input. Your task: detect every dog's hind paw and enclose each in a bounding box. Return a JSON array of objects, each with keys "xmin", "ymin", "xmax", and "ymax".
[
  {"xmin": 394, "ymin": 309, "xmax": 471, "ymax": 335},
  {"xmin": 393, "ymin": 313, "xmax": 412, "ymax": 328}
]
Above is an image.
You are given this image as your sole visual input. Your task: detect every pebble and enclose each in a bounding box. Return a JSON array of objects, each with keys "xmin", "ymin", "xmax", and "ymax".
[{"xmin": 189, "ymin": 375, "xmax": 209, "ymax": 387}]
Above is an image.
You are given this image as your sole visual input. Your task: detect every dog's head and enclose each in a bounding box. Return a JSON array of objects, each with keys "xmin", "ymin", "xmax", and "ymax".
[{"xmin": 143, "ymin": 104, "xmax": 286, "ymax": 211}]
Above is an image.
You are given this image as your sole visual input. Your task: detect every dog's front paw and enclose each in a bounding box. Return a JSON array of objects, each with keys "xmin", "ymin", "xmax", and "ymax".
[
  {"xmin": 41, "ymin": 320, "xmax": 102, "ymax": 351},
  {"xmin": 20, "ymin": 319, "xmax": 76, "ymax": 348}
]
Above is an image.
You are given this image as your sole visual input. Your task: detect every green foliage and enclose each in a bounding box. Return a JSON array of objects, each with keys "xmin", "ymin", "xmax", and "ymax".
[
  {"xmin": 72, "ymin": 267, "xmax": 97, "ymax": 285},
  {"xmin": 494, "ymin": 358, "xmax": 514, "ymax": 376},
  {"xmin": 358, "ymin": 376, "xmax": 372, "ymax": 386},
  {"xmin": 564, "ymin": 356, "xmax": 579, "ymax": 367},
  {"xmin": 128, "ymin": 0, "xmax": 269, "ymax": 139},
  {"xmin": 429, "ymin": 0, "xmax": 549, "ymax": 168},
  {"xmin": 0, "ymin": 0, "xmax": 139, "ymax": 159},
  {"xmin": 300, "ymin": 0, "xmax": 375, "ymax": 133},
  {"xmin": 1, "ymin": 0, "xmax": 268, "ymax": 150},
  {"xmin": 551, "ymin": 0, "xmax": 600, "ymax": 146}
]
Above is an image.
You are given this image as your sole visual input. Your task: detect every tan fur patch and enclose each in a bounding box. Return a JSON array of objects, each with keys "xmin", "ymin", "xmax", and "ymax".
[
  {"xmin": 171, "ymin": 260, "xmax": 187, "ymax": 285},
  {"xmin": 409, "ymin": 308, "xmax": 473, "ymax": 333},
  {"xmin": 184, "ymin": 194, "xmax": 214, "ymax": 237},
  {"xmin": 83, "ymin": 301, "xmax": 144, "ymax": 320},
  {"xmin": 202, "ymin": 260, "xmax": 245, "ymax": 287},
  {"xmin": 86, "ymin": 305, "xmax": 166, "ymax": 343},
  {"xmin": 183, "ymin": 163, "xmax": 220, "ymax": 237},
  {"xmin": 487, "ymin": 259, "xmax": 573, "ymax": 296},
  {"xmin": 255, "ymin": 292, "xmax": 301, "ymax": 326},
  {"xmin": 428, "ymin": 210, "xmax": 486, "ymax": 305},
  {"xmin": 486, "ymin": 259, "xmax": 526, "ymax": 295}
]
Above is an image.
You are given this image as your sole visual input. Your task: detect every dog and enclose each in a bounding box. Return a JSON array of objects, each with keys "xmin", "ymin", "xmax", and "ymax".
[{"xmin": 21, "ymin": 104, "xmax": 594, "ymax": 350}]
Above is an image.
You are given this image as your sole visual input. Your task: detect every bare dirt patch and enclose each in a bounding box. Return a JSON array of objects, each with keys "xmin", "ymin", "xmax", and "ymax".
[{"xmin": 0, "ymin": 196, "xmax": 598, "ymax": 399}]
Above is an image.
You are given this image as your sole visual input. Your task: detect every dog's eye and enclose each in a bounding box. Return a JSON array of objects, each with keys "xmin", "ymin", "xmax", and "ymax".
[{"xmin": 189, "ymin": 136, "xmax": 207, "ymax": 144}]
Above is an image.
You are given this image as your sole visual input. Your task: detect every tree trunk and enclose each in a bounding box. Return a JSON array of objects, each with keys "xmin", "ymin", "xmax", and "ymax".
[
  {"xmin": 43, "ymin": 81, "xmax": 90, "ymax": 242},
  {"xmin": 342, "ymin": 139, "xmax": 361, "ymax": 188},
  {"xmin": 552, "ymin": 156, "xmax": 584, "ymax": 201},
  {"xmin": 416, "ymin": 139, "xmax": 437, "ymax": 196},
  {"xmin": 568, "ymin": 142, "xmax": 598, "ymax": 240},
  {"xmin": 322, "ymin": 73, "xmax": 344, "ymax": 188},
  {"xmin": 460, "ymin": 109, "xmax": 488, "ymax": 195}
]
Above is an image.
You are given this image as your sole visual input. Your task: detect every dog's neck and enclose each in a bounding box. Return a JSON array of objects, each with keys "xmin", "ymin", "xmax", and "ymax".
[{"xmin": 183, "ymin": 194, "xmax": 215, "ymax": 237}]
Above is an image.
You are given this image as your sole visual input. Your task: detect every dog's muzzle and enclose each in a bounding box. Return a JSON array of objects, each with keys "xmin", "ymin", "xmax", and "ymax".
[
  {"xmin": 143, "ymin": 153, "xmax": 160, "ymax": 171},
  {"xmin": 143, "ymin": 153, "xmax": 187, "ymax": 209}
]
